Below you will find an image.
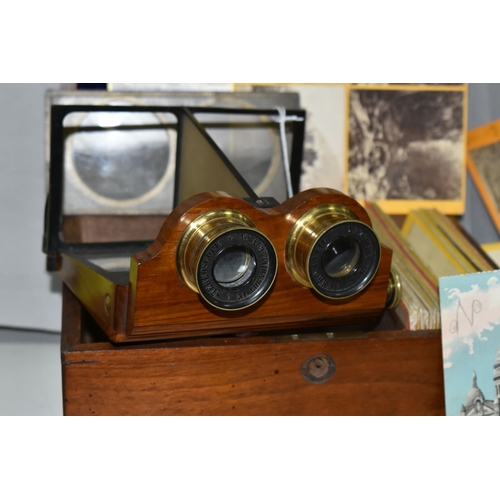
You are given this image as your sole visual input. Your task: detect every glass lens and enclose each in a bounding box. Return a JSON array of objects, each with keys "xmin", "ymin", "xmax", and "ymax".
[
  {"xmin": 213, "ymin": 246, "xmax": 256, "ymax": 288},
  {"xmin": 321, "ymin": 237, "xmax": 361, "ymax": 278}
]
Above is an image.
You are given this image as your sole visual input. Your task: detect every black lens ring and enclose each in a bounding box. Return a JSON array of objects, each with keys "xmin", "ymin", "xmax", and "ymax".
[
  {"xmin": 308, "ymin": 221, "xmax": 380, "ymax": 299},
  {"xmin": 197, "ymin": 228, "xmax": 277, "ymax": 310}
]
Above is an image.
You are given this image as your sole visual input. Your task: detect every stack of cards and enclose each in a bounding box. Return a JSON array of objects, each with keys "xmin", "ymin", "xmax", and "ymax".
[
  {"xmin": 365, "ymin": 202, "xmax": 440, "ymax": 330},
  {"xmin": 402, "ymin": 209, "xmax": 495, "ymax": 277}
]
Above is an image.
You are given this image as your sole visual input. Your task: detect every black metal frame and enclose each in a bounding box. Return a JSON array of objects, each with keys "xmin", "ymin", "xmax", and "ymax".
[{"xmin": 43, "ymin": 104, "xmax": 306, "ymax": 271}]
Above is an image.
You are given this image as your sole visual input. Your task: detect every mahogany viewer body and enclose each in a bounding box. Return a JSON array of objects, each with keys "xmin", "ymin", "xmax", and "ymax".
[{"xmin": 59, "ymin": 188, "xmax": 393, "ymax": 343}]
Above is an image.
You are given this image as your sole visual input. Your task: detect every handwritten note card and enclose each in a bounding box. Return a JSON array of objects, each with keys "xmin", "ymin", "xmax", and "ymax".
[{"xmin": 439, "ymin": 270, "xmax": 500, "ymax": 416}]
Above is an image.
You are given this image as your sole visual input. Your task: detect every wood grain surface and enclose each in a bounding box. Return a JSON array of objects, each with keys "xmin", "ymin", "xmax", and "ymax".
[
  {"xmin": 61, "ymin": 286, "xmax": 445, "ymax": 416},
  {"xmin": 62, "ymin": 215, "xmax": 165, "ymax": 243},
  {"xmin": 60, "ymin": 188, "xmax": 394, "ymax": 342}
]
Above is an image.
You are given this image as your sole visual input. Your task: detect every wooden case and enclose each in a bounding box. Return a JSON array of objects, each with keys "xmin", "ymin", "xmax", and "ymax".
[
  {"xmin": 61, "ymin": 285, "xmax": 445, "ymax": 416},
  {"xmin": 50, "ymin": 99, "xmax": 447, "ymax": 415}
]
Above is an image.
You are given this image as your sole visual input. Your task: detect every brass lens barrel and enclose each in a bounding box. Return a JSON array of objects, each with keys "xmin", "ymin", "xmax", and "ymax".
[
  {"xmin": 286, "ymin": 205, "xmax": 381, "ymax": 299},
  {"xmin": 386, "ymin": 268, "xmax": 402, "ymax": 310},
  {"xmin": 177, "ymin": 210, "xmax": 277, "ymax": 310}
]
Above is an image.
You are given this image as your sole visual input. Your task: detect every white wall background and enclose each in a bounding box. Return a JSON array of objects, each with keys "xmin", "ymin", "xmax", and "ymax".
[
  {"xmin": 0, "ymin": 83, "xmax": 499, "ymax": 332},
  {"xmin": 0, "ymin": 328, "xmax": 62, "ymax": 415},
  {"xmin": 0, "ymin": 83, "xmax": 62, "ymax": 331}
]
